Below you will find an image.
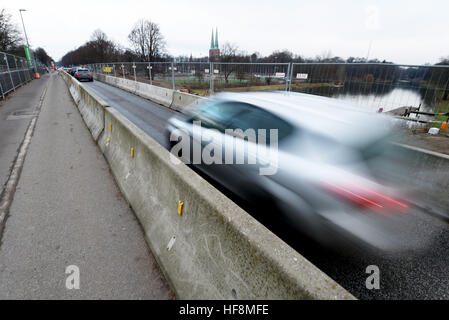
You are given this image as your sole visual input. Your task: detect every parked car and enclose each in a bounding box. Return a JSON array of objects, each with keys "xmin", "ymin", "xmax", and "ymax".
[
  {"xmin": 166, "ymin": 91, "xmax": 430, "ymax": 252},
  {"xmin": 73, "ymin": 68, "xmax": 93, "ymax": 82}
]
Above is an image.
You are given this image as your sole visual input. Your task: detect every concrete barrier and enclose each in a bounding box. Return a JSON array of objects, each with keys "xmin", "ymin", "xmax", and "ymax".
[
  {"xmin": 134, "ymin": 81, "xmax": 174, "ymax": 108},
  {"xmin": 98, "ymin": 107, "xmax": 353, "ymax": 299},
  {"xmin": 94, "ymin": 73, "xmax": 202, "ymax": 111},
  {"xmin": 62, "ymin": 70, "xmax": 354, "ymax": 300},
  {"xmin": 171, "ymin": 91, "xmax": 206, "ymax": 112},
  {"xmin": 60, "ymin": 71, "xmax": 108, "ymax": 141}
]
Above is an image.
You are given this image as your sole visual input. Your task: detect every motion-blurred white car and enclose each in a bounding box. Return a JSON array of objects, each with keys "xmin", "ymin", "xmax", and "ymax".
[{"xmin": 167, "ymin": 91, "xmax": 429, "ymax": 252}]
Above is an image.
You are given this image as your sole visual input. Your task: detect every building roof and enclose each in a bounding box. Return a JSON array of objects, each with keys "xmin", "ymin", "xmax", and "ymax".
[{"xmin": 210, "ymin": 28, "xmax": 219, "ymax": 50}]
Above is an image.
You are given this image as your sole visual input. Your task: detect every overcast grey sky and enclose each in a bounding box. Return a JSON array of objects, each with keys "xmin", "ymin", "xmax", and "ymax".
[{"xmin": 4, "ymin": 0, "xmax": 449, "ymax": 64}]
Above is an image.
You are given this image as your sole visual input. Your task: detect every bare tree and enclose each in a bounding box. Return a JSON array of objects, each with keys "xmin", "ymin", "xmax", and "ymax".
[
  {"xmin": 60, "ymin": 30, "xmax": 122, "ymax": 66},
  {"xmin": 220, "ymin": 42, "xmax": 239, "ymax": 83},
  {"xmin": 128, "ymin": 19, "xmax": 165, "ymax": 62},
  {"xmin": 91, "ymin": 29, "xmax": 107, "ymax": 42},
  {"xmin": 0, "ymin": 9, "xmax": 23, "ymax": 52},
  {"xmin": 316, "ymin": 50, "xmax": 333, "ymax": 62},
  {"xmin": 35, "ymin": 47, "xmax": 53, "ymax": 66},
  {"xmin": 220, "ymin": 42, "xmax": 238, "ymax": 61},
  {"xmin": 89, "ymin": 29, "xmax": 117, "ymax": 62}
]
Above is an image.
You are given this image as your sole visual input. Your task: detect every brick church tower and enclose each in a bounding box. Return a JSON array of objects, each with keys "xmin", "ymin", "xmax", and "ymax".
[{"xmin": 209, "ymin": 28, "xmax": 220, "ymax": 61}]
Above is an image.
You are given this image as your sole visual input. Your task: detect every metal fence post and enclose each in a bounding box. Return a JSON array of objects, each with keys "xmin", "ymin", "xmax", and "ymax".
[
  {"xmin": 285, "ymin": 63, "xmax": 291, "ymax": 91},
  {"xmin": 210, "ymin": 62, "xmax": 214, "ymax": 94},
  {"xmin": 4, "ymin": 53, "xmax": 15, "ymax": 91},
  {"xmin": 15, "ymin": 57, "xmax": 24, "ymax": 86},
  {"xmin": 289, "ymin": 63, "xmax": 295, "ymax": 91},
  {"xmin": 133, "ymin": 62, "xmax": 136, "ymax": 81},
  {"xmin": 114, "ymin": 64, "xmax": 116, "ymax": 77},
  {"xmin": 121, "ymin": 64, "xmax": 125, "ymax": 79},
  {"xmin": 148, "ymin": 62, "xmax": 152, "ymax": 85},
  {"xmin": 171, "ymin": 61, "xmax": 175, "ymax": 90},
  {"xmin": 20, "ymin": 59, "xmax": 25, "ymax": 82},
  {"xmin": 0, "ymin": 73, "xmax": 4, "ymax": 98},
  {"xmin": 25, "ymin": 59, "xmax": 30, "ymax": 82}
]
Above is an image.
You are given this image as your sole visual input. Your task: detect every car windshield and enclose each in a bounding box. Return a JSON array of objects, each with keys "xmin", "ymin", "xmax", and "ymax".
[{"xmin": 191, "ymin": 101, "xmax": 293, "ymax": 144}]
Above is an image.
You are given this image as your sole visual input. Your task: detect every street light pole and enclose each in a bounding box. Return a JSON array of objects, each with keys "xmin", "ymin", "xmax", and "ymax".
[
  {"xmin": 19, "ymin": 9, "xmax": 37, "ymax": 73},
  {"xmin": 19, "ymin": 9, "xmax": 30, "ymax": 47}
]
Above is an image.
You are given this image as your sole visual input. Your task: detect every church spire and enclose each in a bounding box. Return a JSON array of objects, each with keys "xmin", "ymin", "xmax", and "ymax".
[
  {"xmin": 210, "ymin": 29, "xmax": 214, "ymax": 49},
  {"xmin": 214, "ymin": 28, "xmax": 218, "ymax": 49}
]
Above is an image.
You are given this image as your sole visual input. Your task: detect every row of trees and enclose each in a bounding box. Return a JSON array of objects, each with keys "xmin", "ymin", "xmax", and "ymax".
[
  {"xmin": 0, "ymin": 8, "xmax": 53, "ymax": 65},
  {"xmin": 60, "ymin": 19, "xmax": 168, "ymax": 66},
  {"xmin": 0, "ymin": 9, "xmax": 24, "ymax": 55},
  {"xmin": 61, "ymin": 18, "xmax": 400, "ymax": 67},
  {"xmin": 59, "ymin": 17, "xmax": 449, "ymax": 79}
]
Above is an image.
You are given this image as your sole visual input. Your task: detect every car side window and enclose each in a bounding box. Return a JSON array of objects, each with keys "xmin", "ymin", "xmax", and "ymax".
[
  {"xmin": 190, "ymin": 102, "xmax": 244, "ymax": 132},
  {"xmin": 228, "ymin": 104, "xmax": 293, "ymax": 143}
]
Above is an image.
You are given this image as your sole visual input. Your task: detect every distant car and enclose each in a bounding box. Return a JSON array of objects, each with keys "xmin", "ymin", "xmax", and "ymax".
[
  {"xmin": 73, "ymin": 68, "xmax": 93, "ymax": 82},
  {"xmin": 68, "ymin": 67, "xmax": 77, "ymax": 76},
  {"xmin": 166, "ymin": 92, "xmax": 430, "ymax": 252}
]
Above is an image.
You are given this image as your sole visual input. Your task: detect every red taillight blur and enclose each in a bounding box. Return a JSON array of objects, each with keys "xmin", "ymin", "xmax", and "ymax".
[
  {"xmin": 88, "ymin": 73, "xmax": 92, "ymax": 76},
  {"xmin": 76, "ymin": 73, "xmax": 80, "ymax": 76},
  {"xmin": 321, "ymin": 180, "xmax": 408, "ymax": 215}
]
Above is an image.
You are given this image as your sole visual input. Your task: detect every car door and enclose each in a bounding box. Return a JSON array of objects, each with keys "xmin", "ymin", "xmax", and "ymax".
[
  {"xmin": 223, "ymin": 104, "xmax": 293, "ymax": 199},
  {"xmin": 187, "ymin": 101, "xmax": 243, "ymax": 184}
]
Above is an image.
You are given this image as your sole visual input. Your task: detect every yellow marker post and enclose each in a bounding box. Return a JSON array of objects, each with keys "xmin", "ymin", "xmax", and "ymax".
[
  {"xmin": 131, "ymin": 147, "xmax": 134, "ymax": 158},
  {"xmin": 177, "ymin": 201, "xmax": 184, "ymax": 216},
  {"xmin": 107, "ymin": 137, "xmax": 111, "ymax": 143}
]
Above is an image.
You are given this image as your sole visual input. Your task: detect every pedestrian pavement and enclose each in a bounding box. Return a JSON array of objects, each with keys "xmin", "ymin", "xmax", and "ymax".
[{"xmin": 0, "ymin": 72, "xmax": 173, "ymax": 299}]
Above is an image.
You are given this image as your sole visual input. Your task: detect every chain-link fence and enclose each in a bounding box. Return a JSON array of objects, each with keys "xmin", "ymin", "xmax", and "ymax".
[
  {"xmin": 211, "ymin": 62, "xmax": 290, "ymax": 94},
  {"xmin": 88, "ymin": 62, "xmax": 290, "ymax": 95},
  {"xmin": 87, "ymin": 61, "xmax": 449, "ymax": 119},
  {"xmin": 0, "ymin": 51, "xmax": 48, "ymax": 99},
  {"xmin": 289, "ymin": 63, "xmax": 449, "ymax": 117}
]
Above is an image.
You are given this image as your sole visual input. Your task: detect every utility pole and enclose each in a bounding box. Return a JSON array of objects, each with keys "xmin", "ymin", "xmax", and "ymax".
[{"xmin": 19, "ymin": 9, "xmax": 37, "ymax": 73}]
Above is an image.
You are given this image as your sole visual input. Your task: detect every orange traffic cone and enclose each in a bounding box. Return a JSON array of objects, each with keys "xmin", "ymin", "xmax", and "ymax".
[
  {"xmin": 34, "ymin": 73, "xmax": 40, "ymax": 79},
  {"xmin": 441, "ymin": 122, "xmax": 448, "ymax": 131}
]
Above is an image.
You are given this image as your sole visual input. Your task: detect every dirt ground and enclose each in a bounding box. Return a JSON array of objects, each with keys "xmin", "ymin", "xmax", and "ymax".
[{"xmin": 394, "ymin": 127, "xmax": 449, "ymax": 155}]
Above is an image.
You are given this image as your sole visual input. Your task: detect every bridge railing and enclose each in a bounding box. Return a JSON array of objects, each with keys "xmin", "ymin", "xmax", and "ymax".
[
  {"xmin": 0, "ymin": 51, "xmax": 48, "ymax": 99},
  {"xmin": 87, "ymin": 61, "xmax": 449, "ymax": 119}
]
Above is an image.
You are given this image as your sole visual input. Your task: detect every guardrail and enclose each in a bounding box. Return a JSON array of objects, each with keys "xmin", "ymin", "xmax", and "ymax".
[
  {"xmin": 94, "ymin": 73, "xmax": 206, "ymax": 112},
  {"xmin": 60, "ymin": 69, "xmax": 354, "ymax": 299}
]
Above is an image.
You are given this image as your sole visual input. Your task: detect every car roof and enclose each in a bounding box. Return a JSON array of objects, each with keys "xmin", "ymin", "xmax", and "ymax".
[{"xmin": 211, "ymin": 91, "xmax": 392, "ymax": 146}]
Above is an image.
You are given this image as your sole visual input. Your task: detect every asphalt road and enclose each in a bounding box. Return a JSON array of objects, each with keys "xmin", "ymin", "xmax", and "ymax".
[
  {"xmin": 83, "ymin": 80, "xmax": 175, "ymax": 148},
  {"xmin": 0, "ymin": 73, "xmax": 173, "ymax": 299},
  {"xmin": 84, "ymin": 78, "xmax": 449, "ymax": 300}
]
